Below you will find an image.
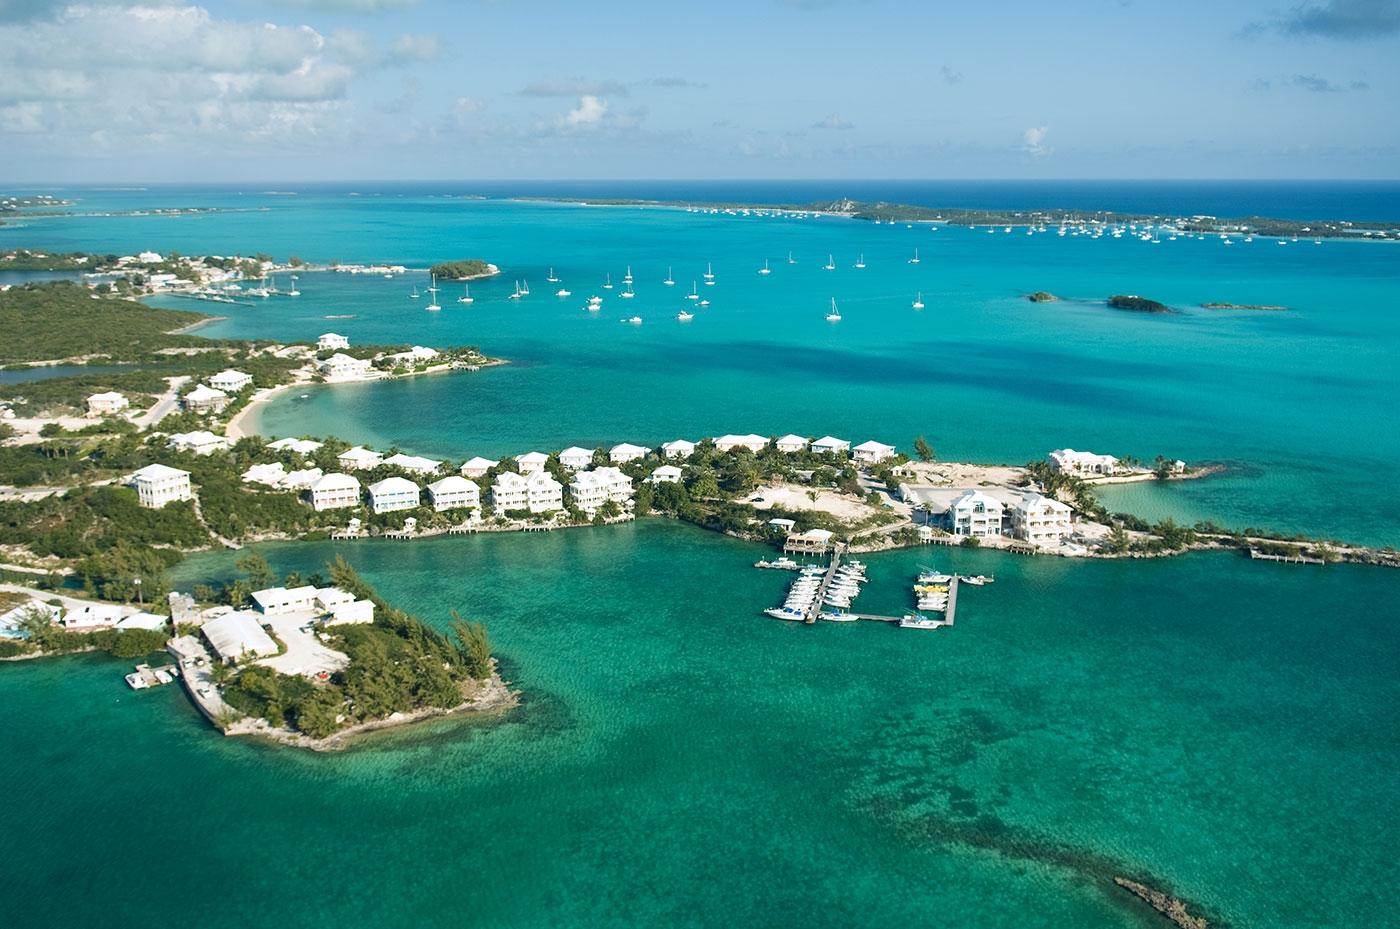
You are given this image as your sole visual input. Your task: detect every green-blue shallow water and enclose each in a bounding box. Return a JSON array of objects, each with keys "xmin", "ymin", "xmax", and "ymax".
[{"xmin": 2, "ymin": 525, "xmax": 1396, "ymax": 928}]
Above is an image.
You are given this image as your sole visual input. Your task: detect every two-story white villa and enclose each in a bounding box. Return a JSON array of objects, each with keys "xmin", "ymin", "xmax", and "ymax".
[
  {"xmin": 85, "ymin": 391, "xmax": 128, "ymax": 417},
  {"xmin": 559, "ymin": 446, "xmax": 595, "ymax": 470},
  {"xmin": 852, "ymin": 440, "xmax": 897, "ymax": 464},
  {"xmin": 209, "ymin": 369, "xmax": 253, "ymax": 393},
  {"xmin": 319, "ymin": 353, "xmax": 372, "ymax": 379},
  {"xmin": 516, "ymin": 451, "xmax": 549, "ymax": 474},
  {"xmin": 609, "ymin": 443, "xmax": 648, "ymax": 464},
  {"xmin": 317, "ymin": 332, "xmax": 349, "ymax": 351},
  {"xmin": 337, "ymin": 446, "xmax": 384, "ymax": 471},
  {"xmin": 569, "ymin": 467, "xmax": 634, "ymax": 515},
  {"xmin": 775, "ymin": 434, "xmax": 809, "ymax": 454},
  {"xmin": 1047, "ymin": 448, "xmax": 1119, "ymax": 476},
  {"xmin": 167, "ymin": 430, "xmax": 230, "ymax": 456},
  {"xmin": 948, "ymin": 490, "xmax": 1006, "ymax": 538},
  {"xmin": 129, "ymin": 463, "xmax": 192, "ymax": 509},
  {"xmin": 366, "ymin": 476, "xmax": 420, "ymax": 514},
  {"xmin": 426, "ymin": 475, "xmax": 481, "ymax": 512},
  {"xmin": 810, "ymin": 436, "xmax": 851, "ymax": 456},
  {"xmin": 308, "ymin": 472, "xmax": 361, "ymax": 511},
  {"xmin": 181, "ymin": 384, "xmax": 228, "ymax": 414},
  {"xmin": 660, "ymin": 439, "xmax": 696, "ymax": 459},
  {"xmin": 383, "ymin": 453, "xmax": 443, "ymax": 476},
  {"xmin": 714, "ymin": 434, "xmax": 769, "ymax": 454},
  {"xmin": 647, "ymin": 465, "xmax": 683, "ymax": 484},
  {"xmin": 1011, "ymin": 493, "xmax": 1073, "ymax": 546},
  {"xmin": 526, "ymin": 471, "xmax": 564, "ymax": 512}
]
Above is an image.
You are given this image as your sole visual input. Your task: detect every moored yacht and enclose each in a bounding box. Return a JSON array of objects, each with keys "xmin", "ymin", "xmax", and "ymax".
[
  {"xmin": 825, "ymin": 298, "xmax": 841, "ymax": 322},
  {"xmin": 912, "ymin": 291, "xmax": 925, "ymax": 310}
]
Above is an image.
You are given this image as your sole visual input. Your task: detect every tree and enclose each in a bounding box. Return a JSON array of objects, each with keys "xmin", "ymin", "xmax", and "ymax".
[
  {"xmin": 451, "ymin": 612, "xmax": 493, "ymax": 680},
  {"xmin": 914, "ymin": 436, "xmax": 935, "ymax": 462},
  {"xmin": 236, "ymin": 550, "xmax": 275, "ymax": 590}
]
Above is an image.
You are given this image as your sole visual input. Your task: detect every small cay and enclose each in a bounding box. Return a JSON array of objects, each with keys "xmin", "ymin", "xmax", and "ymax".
[
  {"xmin": 1108, "ymin": 294, "xmax": 1171, "ymax": 313},
  {"xmin": 1027, "ymin": 291, "xmax": 1059, "ymax": 303},
  {"xmin": 1200, "ymin": 302, "xmax": 1287, "ymax": 311}
]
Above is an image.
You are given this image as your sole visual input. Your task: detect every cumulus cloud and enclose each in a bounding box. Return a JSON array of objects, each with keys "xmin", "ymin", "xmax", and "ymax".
[
  {"xmin": 560, "ymin": 94, "xmax": 608, "ymax": 127},
  {"xmin": 1022, "ymin": 126, "xmax": 1050, "ymax": 157},
  {"xmin": 812, "ymin": 113, "xmax": 854, "ymax": 130},
  {"xmin": 939, "ymin": 65, "xmax": 962, "ymax": 85},
  {"xmin": 1242, "ymin": 0, "xmax": 1400, "ymax": 39},
  {"xmin": 523, "ymin": 78, "xmax": 629, "ymax": 98},
  {"xmin": 279, "ymin": 0, "xmax": 421, "ymax": 11},
  {"xmin": 1291, "ymin": 72, "xmax": 1370, "ymax": 91}
]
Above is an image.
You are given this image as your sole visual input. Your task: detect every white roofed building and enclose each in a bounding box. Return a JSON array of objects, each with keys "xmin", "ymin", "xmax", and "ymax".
[
  {"xmin": 647, "ymin": 465, "xmax": 683, "ymax": 484},
  {"xmin": 491, "ymin": 471, "xmax": 529, "ymax": 513},
  {"xmin": 129, "ymin": 463, "xmax": 192, "ymax": 509},
  {"xmin": 242, "ymin": 462, "xmax": 287, "ymax": 487},
  {"xmin": 1011, "ymin": 493, "xmax": 1074, "ymax": 546},
  {"xmin": 251, "ymin": 585, "xmax": 317, "ymax": 616},
  {"xmin": 366, "ymin": 476, "xmax": 420, "ymax": 514},
  {"xmin": 202, "ymin": 610, "xmax": 278, "ymax": 663},
  {"xmin": 852, "ymin": 440, "xmax": 897, "ymax": 464},
  {"xmin": 86, "ymin": 391, "xmax": 128, "ymax": 417},
  {"xmin": 308, "ymin": 472, "xmax": 360, "ymax": 511},
  {"xmin": 181, "ymin": 384, "xmax": 228, "ymax": 413},
  {"xmin": 1048, "ymin": 448, "xmax": 1119, "ymax": 476},
  {"xmin": 810, "ymin": 436, "xmax": 851, "ymax": 456},
  {"xmin": 516, "ymin": 451, "xmax": 548, "ymax": 474},
  {"xmin": 948, "ymin": 490, "xmax": 1006, "ymax": 538},
  {"xmin": 319, "ymin": 353, "xmax": 372, "ymax": 379},
  {"xmin": 775, "ymin": 434, "xmax": 809, "ymax": 453},
  {"xmin": 660, "ymin": 439, "xmax": 695, "ymax": 459},
  {"xmin": 559, "ymin": 447, "xmax": 595, "ymax": 471},
  {"xmin": 714, "ymin": 434, "xmax": 769, "ymax": 453},
  {"xmin": 267, "ymin": 437, "xmax": 323, "ymax": 455},
  {"xmin": 609, "ymin": 443, "xmax": 648, "ymax": 464},
  {"xmin": 386, "ymin": 345, "xmax": 439, "ymax": 365},
  {"xmin": 317, "ymin": 332, "xmax": 349, "ymax": 351},
  {"xmin": 281, "ymin": 467, "xmax": 323, "ymax": 490},
  {"xmin": 337, "ymin": 446, "xmax": 384, "ymax": 471},
  {"xmin": 526, "ymin": 471, "xmax": 564, "ymax": 513},
  {"xmin": 460, "ymin": 456, "xmax": 499, "ymax": 478},
  {"xmin": 383, "ymin": 453, "xmax": 443, "ymax": 476},
  {"xmin": 569, "ymin": 467, "xmax": 634, "ymax": 515},
  {"xmin": 167, "ymin": 430, "xmax": 230, "ymax": 456},
  {"xmin": 209, "ymin": 369, "xmax": 253, "ymax": 392},
  {"xmin": 427, "ymin": 475, "xmax": 481, "ymax": 512}
]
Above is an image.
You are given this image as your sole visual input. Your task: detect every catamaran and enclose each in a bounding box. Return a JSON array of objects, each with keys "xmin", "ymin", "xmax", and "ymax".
[
  {"xmin": 758, "ymin": 259, "xmax": 771, "ymax": 275},
  {"xmin": 703, "ymin": 262, "xmax": 715, "ymax": 285},
  {"xmin": 425, "ymin": 274, "xmax": 441, "ymax": 311},
  {"xmin": 603, "ymin": 273, "xmax": 613, "ymax": 289},
  {"xmin": 687, "ymin": 282, "xmax": 700, "ymax": 301},
  {"xmin": 508, "ymin": 280, "xmax": 523, "ymax": 300},
  {"xmin": 854, "ymin": 253, "xmax": 866, "ymax": 269},
  {"xmin": 619, "ymin": 282, "xmax": 635, "ymax": 299},
  {"xmin": 908, "ymin": 248, "xmax": 921, "ymax": 264},
  {"xmin": 823, "ymin": 254, "xmax": 835, "ymax": 271},
  {"xmin": 912, "ymin": 291, "xmax": 925, "ymax": 310},
  {"xmin": 825, "ymin": 298, "xmax": 842, "ymax": 322},
  {"xmin": 664, "ymin": 266, "xmax": 675, "ymax": 286},
  {"xmin": 409, "ymin": 283, "xmax": 420, "ymax": 299},
  {"xmin": 458, "ymin": 284, "xmax": 473, "ymax": 304}
]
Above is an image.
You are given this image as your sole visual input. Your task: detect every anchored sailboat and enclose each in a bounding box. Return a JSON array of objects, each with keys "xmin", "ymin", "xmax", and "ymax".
[
  {"xmin": 825, "ymin": 298, "xmax": 842, "ymax": 322},
  {"xmin": 912, "ymin": 291, "xmax": 924, "ymax": 310},
  {"xmin": 425, "ymin": 274, "xmax": 441, "ymax": 311}
]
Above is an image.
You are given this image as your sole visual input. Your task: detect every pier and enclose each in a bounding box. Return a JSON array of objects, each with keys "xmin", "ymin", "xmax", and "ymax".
[
  {"xmin": 1249, "ymin": 547, "xmax": 1326, "ymax": 565},
  {"xmin": 804, "ymin": 545, "xmax": 847, "ymax": 623}
]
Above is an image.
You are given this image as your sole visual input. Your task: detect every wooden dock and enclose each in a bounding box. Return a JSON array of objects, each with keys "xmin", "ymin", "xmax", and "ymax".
[
  {"xmin": 803, "ymin": 544, "xmax": 847, "ymax": 624},
  {"xmin": 1249, "ymin": 547, "xmax": 1325, "ymax": 565}
]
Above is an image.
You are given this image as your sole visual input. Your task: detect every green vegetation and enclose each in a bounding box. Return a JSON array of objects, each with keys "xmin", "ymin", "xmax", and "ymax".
[
  {"xmin": 2, "ymin": 607, "xmax": 168, "ymax": 659},
  {"xmin": 1, "ymin": 249, "xmax": 114, "ymax": 271},
  {"xmin": 0, "ymin": 282, "xmax": 208, "ymax": 363},
  {"xmin": 1107, "ymin": 294, "xmax": 1171, "ymax": 314},
  {"xmin": 913, "ymin": 436, "xmax": 935, "ymax": 462},
  {"xmin": 429, "ymin": 259, "xmax": 493, "ymax": 280},
  {"xmin": 1027, "ymin": 291, "xmax": 1059, "ymax": 303}
]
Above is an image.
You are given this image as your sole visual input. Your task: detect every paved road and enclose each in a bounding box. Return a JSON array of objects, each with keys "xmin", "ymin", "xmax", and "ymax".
[{"xmin": 131, "ymin": 375, "xmax": 190, "ymax": 430}]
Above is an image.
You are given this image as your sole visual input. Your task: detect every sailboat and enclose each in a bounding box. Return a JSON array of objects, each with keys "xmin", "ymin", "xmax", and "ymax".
[
  {"xmin": 854, "ymin": 254, "xmax": 865, "ymax": 269},
  {"xmin": 547, "ymin": 268, "xmax": 559, "ymax": 283},
  {"xmin": 703, "ymin": 262, "xmax": 715, "ymax": 285},
  {"xmin": 458, "ymin": 284, "xmax": 474, "ymax": 304},
  {"xmin": 908, "ymin": 248, "xmax": 921, "ymax": 264},
  {"xmin": 758, "ymin": 259, "xmax": 771, "ymax": 275},
  {"xmin": 287, "ymin": 274, "xmax": 301, "ymax": 297},
  {"xmin": 520, "ymin": 280, "xmax": 530, "ymax": 296},
  {"xmin": 912, "ymin": 291, "xmax": 925, "ymax": 310},
  {"xmin": 425, "ymin": 274, "xmax": 441, "ymax": 311},
  {"xmin": 508, "ymin": 281, "xmax": 523, "ymax": 300},
  {"xmin": 823, "ymin": 254, "xmax": 836, "ymax": 271},
  {"xmin": 787, "ymin": 251, "xmax": 796, "ymax": 265},
  {"xmin": 409, "ymin": 283, "xmax": 420, "ymax": 300},
  {"xmin": 619, "ymin": 282, "xmax": 635, "ymax": 299},
  {"xmin": 603, "ymin": 273, "xmax": 614, "ymax": 289},
  {"xmin": 825, "ymin": 298, "xmax": 842, "ymax": 322},
  {"xmin": 687, "ymin": 282, "xmax": 700, "ymax": 301},
  {"xmin": 623, "ymin": 265, "xmax": 633, "ymax": 284},
  {"xmin": 664, "ymin": 266, "xmax": 675, "ymax": 286}
]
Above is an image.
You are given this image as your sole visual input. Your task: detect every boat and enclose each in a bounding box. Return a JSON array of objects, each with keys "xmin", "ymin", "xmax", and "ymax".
[
  {"xmin": 664, "ymin": 266, "xmax": 675, "ymax": 286},
  {"xmin": 458, "ymin": 284, "xmax": 473, "ymax": 304},
  {"xmin": 547, "ymin": 268, "xmax": 559, "ymax": 283},
  {"xmin": 409, "ymin": 284, "xmax": 419, "ymax": 299},
  {"xmin": 854, "ymin": 253, "xmax": 865, "ymax": 269},
  {"xmin": 623, "ymin": 265, "xmax": 633, "ymax": 284},
  {"xmin": 758, "ymin": 259, "xmax": 771, "ymax": 275},
  {"xmin": 287, "ymin": 274, "xmax": 301, "ymax": 297},
  {"xmin": 765, "ymin": 607, "xmax": 805, "ymax": 621},
  {"xmin": 556, "ymin": 287, "xmax": 572, "ymax": 297},
  {"xmin": 908, "ymin": 248, "xmax": 921, "ymax": 264},
  {"xmin": 603, "ymin": 273, "xmax": 614, "ymax": 289},
  {"xmin": 624, "ymin": 316, "xmax": 642, "ymax": 324},
  {"xmin": 703, "ymin": 261, "xmax": 715, "ymax": 284},
  {"xmin": 819, "ymin": 610, "xmax": 859, "ymax": 622},
  {"xmin": 787, "ymin": 251, "xmax": 796, "ymax": 264},
  {"xmin": 899, "ymin": 613, "xmax": 945, "ymax": 630},
  {"xmin": 588, "ymin": 294, "xmax": 603, "ymax": 306},
  {"xmin": 677, "ymin": 310, "xmax": 694, "ymax": 321},
  {"xmin": 508, "ymin": 280, "xmax": 523, "ymax": 300},
  {"xmin": 687, "ymin": 282, "xmax": 700, "ymax": 301},
  {"xmin": 620, "ymin": 282, "xmax": 635, "ymax": 299},
  {"xmin": 912, "ymin": 291, "xmax": 924, "ymax": 309},
  {"xmin": 521, "ymin": 280, "xmax": 530, "ymax": 296},
  {"xmin": 424, "ymin": 273, "xmax": 441, "ymax": 311},
  {"xmin": 959, "ymin": 574, "xmax": 994, "ymax": 585},
  {"xmin": 825, "ymin": 298, "xmax": 841, "ymax": 322},
  {"xmin": 823, "ymin": 254, "xmax": 836, "ymax": 271}
]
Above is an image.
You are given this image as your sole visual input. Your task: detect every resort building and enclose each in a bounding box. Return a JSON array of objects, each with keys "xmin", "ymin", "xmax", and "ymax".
[
  {"xmin": 568, "ymin": 467, "xmax": 634, "ymax": 515},
  {"xmin": 167, "ymin": 430, "xmax": 230, "ymax": 456},
  {"xmin": 242, "ymin": 462, "xmax": 287, "ymax": 487},
  {"xmin": 181, "ymin": 384, "xmax": 229, "ymax": 414},
  {"xmin": 317, "ymin": 587, "xmax": 375, "ymax": 626},
  {"xmin": 776, "ymin": 434, "xmax": 810, "ymax": 454},
  {"xmin": 202, "ymin": 611, "xmax": 278, "ymax": 663},
  {"xmin": 60, "ymin": 602, "xmax": 124, "ymax": 631},
  {"xmin": 337, "ymin": 446, "xmax": 384, "ymax": 471},
  {"xmin": 1047, "ymin": 448, "xmax": 1119, "ymax": 476},
  {"xmin": 526, "ymin": 471, "xmax": 565, "ymax": 513},
  {"xmin": 1011, "ymin": 493, "xmax": 1074, "ymax": 546},
  {"xmin": 810, "ymin": 436, "xmax": 851, "ymax": 456},
  {"xmin": 647, "ymin": 465, "xmax": 683, "ymax": 484},
  {"xmin": 948, "ymin": 490, "xmax": 1006, "ymax": 538},
  {"xmin": 386, "ymin": 345, "xmax": 439, "ymax": 365},
  {"xmin": 317, "ymin": 332, "xmax": 349, "ymax": 351},
  {"xmin": 366, "ymin": 477, "xmax": 420, "ymax": 514},
  {"xmin": 209, "ymin": 369, "xmax": 253, "ymax": 392},
  {"xmin": 559, "ymin": 446, "xmax": 595, "ymax": 471},
  {"xmin": 660, "ymin": 439, "xmax": 695, "ymax": 459},
  {"xmin": 319, "ymin": 353, "xmax": 372, "ymax": 379},
  {"xmin": 714, "ymin": 434, "xmax": 769, "ymax": 454},
  {"xmin": 251, "ymin": 585, "xmax": 318, "ymax": 616},
  {"xmin": 852, "ymin": 440, "xmax": 897, "ymax": 464},
  {"xmin": 129, "ymin": 463, "xmax": 192, "ymax": 509},
  {"xmin": 308, "ymin": 473, "xmax": 361, "ymax": 511},
  {"xmin": 460, "ymin": 456, "xmax": 499, "ymax": 478},
  {"xmin": 281, "ymin": 467, "xmax": 323, "ymax": 491},
  {"xmin": 267, "ymin": 437, "xmax": 323, "ymax": 456},
  {"xmin": 85, "ymin": 391, "xmax": 128, "ymax": 417},
  {"xmin": 426, "ymin": 475, "xmax": 481, "ymax": 512},
  {"xmin": 383, "ymin": 453, "xmax": 443, "ymax": 476},
  {"xmin": 609, "ymin": 443, "xmax": 649, "ymax": 464},
  {"xmin": 784, "ymin": 528, "xmax": 834, "ymax": 555},
  {"xmin": 516, "ymin": 451, "xmax": 549, "ymax": 474},
  {"xmin": 491, "ymin": 472, "xmax": 529, "ymax": 512}
]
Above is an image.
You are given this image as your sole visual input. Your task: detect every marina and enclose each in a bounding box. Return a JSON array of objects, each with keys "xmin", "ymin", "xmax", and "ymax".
[{"xmin": 760, "ymin": 552, "xmax": 978, "ymax": 630}]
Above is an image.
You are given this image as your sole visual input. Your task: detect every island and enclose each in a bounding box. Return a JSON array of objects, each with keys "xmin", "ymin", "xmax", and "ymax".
[
  {"xmin": 1108, "ymin": 294, "xmax": 1171, "ymax": 313},
  {"xmin": 1200, "ymin": 302, "xmax": 1288, "ymax": 311},
  {"xmin": 1027, "ymin": 291, "xmax": 1059, "ymax": 303},
  {"xmin": 428, "ymin": 259, "xmax": 499, "ymax": 280}
]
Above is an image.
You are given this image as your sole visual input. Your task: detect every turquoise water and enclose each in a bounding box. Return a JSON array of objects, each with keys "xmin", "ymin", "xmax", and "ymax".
[
  {"xmin": 2, "ymin": 524, "xmax": 1396, "ymax": 928},
  {"xmin": 3, "ymin": 185, "xmax": 1398, "ymax": 928}
]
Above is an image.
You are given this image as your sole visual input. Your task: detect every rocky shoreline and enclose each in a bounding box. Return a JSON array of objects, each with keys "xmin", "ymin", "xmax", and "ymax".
[{"xmin": 1114, "ymin": 877, "xmax": 1209, "ymax": 929}]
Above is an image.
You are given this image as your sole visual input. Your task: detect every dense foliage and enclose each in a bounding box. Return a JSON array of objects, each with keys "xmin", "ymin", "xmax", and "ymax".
[
  {"xmin": 0, "ymin": 282, "xmax": 207, "ymax": 363},
  {"xmin": 428, "ymin": 259, "xmax": 492, "ymax": 280}
]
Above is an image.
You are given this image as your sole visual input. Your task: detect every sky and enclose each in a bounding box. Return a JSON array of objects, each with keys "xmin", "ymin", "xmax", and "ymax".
[{"xmin": 0, "ymin": 0, "xmax": 1398, "ymax": 182}]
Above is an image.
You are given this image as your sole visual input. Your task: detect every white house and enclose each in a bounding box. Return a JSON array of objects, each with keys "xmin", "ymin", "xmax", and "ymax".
[
  {"xmin": 660, "ymin": 439, "xmax": 695, "ymax": 459},
  {"xmin": 852, "ymin": 440, "xmax": 897, "ymax": 464},
  {"xmin": 0, "ymin": 600, "xmax": 61, "ymax": 640},
  {"xmin": 129, "ymin": 463, "xmax": 192, "ymax": 509},
  {"xmin": 242, "ymin": 462, "xmax": 287, "ymax": 487},
  {"xmin": 948, "ymin": 490, "xmax": 1006, "ymax": 538},
  {"xmin": 167, "ymin": 430, "xmax": 230, "ymax": 456},
  {"xmin": 181, "ymin": 384, "xmax": 228, "ymax": 413},
  {"xmin": 426, "ymin": 475, "xmax": 481, "ymax": 512},
  {"xmin": 383, "ymin": 453, "xmax": 443, "ymax": 476},
  {"xmin": 559, "ymin": 446, "xmax": 595, "ymax": 471},
  {"xmin": 569, "ymin": 467, "xmax": 633, "ymax": 515},
  {"xmin": 366, "ymin": 476, "xmax": 420, "ymax": 513},
  {"xmin": 810, "ymin": 436, "xmax": 851, "ymax": 456},
  {"xmin": 460, "ymin": 456, "xmax": 499, "ymax": 478},
  {"xmin": 714, "ymin": 434, "xmax": 769, "ymax": 453},
  {"xmin": 337, "ymin": 446, "xmax": 384, "ymax": 471},
  {"xmin": 251, "ymin": 585, "xmax": 317, "ymax": 616},
  {"xmin": 281, "ymin": 467, "xmax": 323, "ymax": 491},
  {"xmin": 609, "ymin": 442, "xmax": 648, "ymax": 464},
  {"xmin": 526, "ymin": 471, "xmax": 564, "ymax": 513},
  {"xmin": 267, "ymin": 437, "xmax": 323, "ymax": 456},
  {"xmin": 386, "ymin": 345, "xmax": 439, "ymax": 365},
  {"xmin": 314, "ymin": 586, "xmax": 375, "ymax": 626},
  {"xmin": 308, "ymin": 472, "xmax": 360, "ymax": 511},
  {"xmin": 491, "ymin": 471, "xmax": 529, "ymax": 512},
  {"xmin": 1048, "ymin": 448, "xmax": 1119, "ymax": 476},
  {"xmin": 86, "ymin": 391, "xmax": 128, "ymax": 417},
  {"xmin": 647, "ymin": 465, "xmax": 683, "ymax": 484},
  {"xmin": 202, "ymin": 611, "xmax": 278, "ymax": 663},
  {"xmin": 1011, "ymin": 493, "xmax": 1074, "ymax": 546},
  {"xmin": 319, "ymin": 353, "xmax": 372, "ymax": 379},
  {"xmin": 60, "ymin": 602, "xmax": 124, "ymax": 630},
  {"xmin": 209, "ymin": 369, "xmax": 253, "ymax": 392},
  {"xmin": 317, "ymin": 332, "xmax": 349, "ymax": 351},
  {"xmin": 775, "ymin": 434, "xmax": 809, "ymax": 454},
  {"xmin": 516, "ymin": 451, "xmax": 549, "ymax": 474}
]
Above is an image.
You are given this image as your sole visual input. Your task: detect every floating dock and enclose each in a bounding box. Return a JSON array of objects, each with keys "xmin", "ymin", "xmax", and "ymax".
[{"xmin": 124, "ymin": 663, "xmax": 179, "ymax": 690}]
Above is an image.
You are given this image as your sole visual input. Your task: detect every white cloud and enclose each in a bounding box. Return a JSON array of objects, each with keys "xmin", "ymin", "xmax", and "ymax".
[
  {"xmin": 1022, "ymin": 125, "xmax": 1050, "ymax": 157},
  {"xmin": 560, "ymin": 94, "xmax": 608, "ymax": 127},
  {"xmin": 523, "ymin": 78, "xmax": 629, "ymax": 98},
  {"xmin": 387, "ymin": 33, "xmax": 440, "ymax": 64},
  {"xmin": 812, "ymin": 113, "xmax": 854, "ymax": 130}
]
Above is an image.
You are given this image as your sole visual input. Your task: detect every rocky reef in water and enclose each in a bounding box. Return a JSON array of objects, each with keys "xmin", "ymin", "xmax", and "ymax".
[{"xmin": 1108, "ymin": 294, "xmax": 1171, "ymax": 313}]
